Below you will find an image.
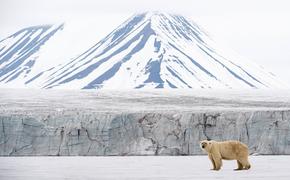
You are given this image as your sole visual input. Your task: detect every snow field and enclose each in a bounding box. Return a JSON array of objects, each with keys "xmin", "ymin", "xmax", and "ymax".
[{"xmin": 0, "ymin": 156, "xmax": 289, "ymax": 180}]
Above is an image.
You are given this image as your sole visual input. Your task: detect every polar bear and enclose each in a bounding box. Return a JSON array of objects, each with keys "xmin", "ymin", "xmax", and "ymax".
[{"xmin": 200, "ymin": 140, "xmax": 251, "ymax": 171}]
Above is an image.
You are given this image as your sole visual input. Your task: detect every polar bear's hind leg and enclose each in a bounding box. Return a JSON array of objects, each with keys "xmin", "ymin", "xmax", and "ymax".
[
  {"xmin": 239, "ymin": 158, "xmax": 251, "ymax": 170},
  {"xmin": 245, "ymin": 159, "xmax": 251, "ymax": 170},
  {"xmin": 234, "ymin": 160, "xmax": 243, "ymax": 171}
]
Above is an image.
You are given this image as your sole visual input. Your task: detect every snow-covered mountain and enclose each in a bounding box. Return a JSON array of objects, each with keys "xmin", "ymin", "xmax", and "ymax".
[
  {"xmin": 0, "ymin": 12, "xmax": 287, "ymax": 89},
  {"xmin": 0, "ymin": 24, "xmax": 64, "ymax": 87}
]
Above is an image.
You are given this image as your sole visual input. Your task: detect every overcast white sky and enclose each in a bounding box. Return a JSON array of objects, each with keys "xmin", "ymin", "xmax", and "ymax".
[{"xmin": 0, "ymin": 0, "xmax": 290, "ymax": 85}]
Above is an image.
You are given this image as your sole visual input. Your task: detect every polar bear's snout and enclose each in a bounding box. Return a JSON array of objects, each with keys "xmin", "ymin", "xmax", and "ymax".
[{"xmin": 200, "ymin": 142, "xmax": 207, "ymax": 149}]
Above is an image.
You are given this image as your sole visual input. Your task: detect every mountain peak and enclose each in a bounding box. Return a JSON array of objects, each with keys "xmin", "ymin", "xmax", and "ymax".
[{"xmin": 0, "ymin": 13, "xmax": 287, "ymax": 89}]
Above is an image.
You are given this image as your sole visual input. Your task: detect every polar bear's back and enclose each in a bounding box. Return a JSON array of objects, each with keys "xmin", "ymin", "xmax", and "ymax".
[{"xmin": 217, "ymin": 140, "xmax": 249, "ymax": 160}]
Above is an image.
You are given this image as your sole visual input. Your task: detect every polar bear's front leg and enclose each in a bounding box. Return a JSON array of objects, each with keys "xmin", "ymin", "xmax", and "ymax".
[
  {"xmin": 212, "ymin": 153, "xmax": 222, "ymax": 170},
  {"xmin": 208, "ymin": 154, "xmax": 216, "ymax": 170},
  {"xmin": 213, "ymin": 157, "xmax": 222, "ymax": 170}
]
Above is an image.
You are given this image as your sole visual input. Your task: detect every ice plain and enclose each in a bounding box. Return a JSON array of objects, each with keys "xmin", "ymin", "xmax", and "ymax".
[
  {"xmin": 1, "ymin": 88, "xmax": 290, "ymax": 113},
  {"xmin": 0, "ymin": 156, "xmax": 290, "ymax": 180}
]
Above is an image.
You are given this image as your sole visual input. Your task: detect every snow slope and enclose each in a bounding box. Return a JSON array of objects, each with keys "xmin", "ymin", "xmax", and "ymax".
[
  {"xmin": 0, "ymin": 24, "xmax": 64, "ymax": 87},
  {"xmin": 0, "ymin": 12, "xmax": 287, "ymax": 89}
]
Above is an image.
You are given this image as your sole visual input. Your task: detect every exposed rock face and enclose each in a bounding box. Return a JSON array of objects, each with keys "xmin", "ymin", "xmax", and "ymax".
[{"xmin": 1, "ymin": 111, "xmax": 290, "ymax": 156}]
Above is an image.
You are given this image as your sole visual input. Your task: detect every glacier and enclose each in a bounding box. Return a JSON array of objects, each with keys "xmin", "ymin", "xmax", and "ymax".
[
  {"xmin": 0, "ymin": 12, "xmax": 288, "ymax": 89},
  {"xmin": 0, "ymin": 89, "xmax": 290, "ymax": 156}
]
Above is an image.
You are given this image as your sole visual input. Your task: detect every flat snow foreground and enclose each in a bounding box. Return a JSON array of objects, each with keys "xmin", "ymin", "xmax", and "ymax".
[{"xmin": 0, "ymin": 156, "xmax": 289, "ymax": 180}]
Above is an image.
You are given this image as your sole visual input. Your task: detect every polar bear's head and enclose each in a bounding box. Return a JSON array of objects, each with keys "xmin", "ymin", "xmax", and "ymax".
[{"xmin": 200, "ymin": 140, "xmax": 213, "ymax": 152}]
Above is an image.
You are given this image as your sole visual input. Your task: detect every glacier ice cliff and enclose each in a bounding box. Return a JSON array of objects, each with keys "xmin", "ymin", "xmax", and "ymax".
[{"xmin": 0, "ymin": 89, "xmax": 290, "ymax": 156}]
